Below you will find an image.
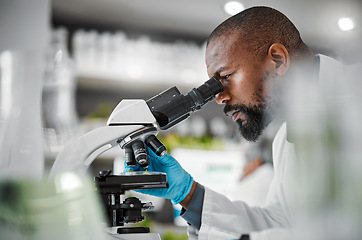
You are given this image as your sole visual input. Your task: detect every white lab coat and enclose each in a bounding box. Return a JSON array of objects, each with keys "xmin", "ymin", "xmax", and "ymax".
[
  {"xmin": 193, "ymin": 122, "xmax": 294, "ymax": 240},
  {"xmin": 226, "ymin": 163, "xmax": 274, "ymax": 206},
  {"xmin": 187, "ymin": 55, "xmax": 348, "ymax": 240}
]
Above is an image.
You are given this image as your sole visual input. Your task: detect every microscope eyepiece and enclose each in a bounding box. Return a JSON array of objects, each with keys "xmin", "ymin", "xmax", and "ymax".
[
  {"xmin": 187, "ymin": 76, "xmax": 224, "ymax": 111},
  {"xmin": 146, "ymin": 76, "xmax": 223, "ymax": 130}
]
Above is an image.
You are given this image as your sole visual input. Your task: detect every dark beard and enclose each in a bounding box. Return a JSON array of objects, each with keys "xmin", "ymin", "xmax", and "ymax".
[{"xmin": 224, "ymin": 104, "xmax": 271, "ymax": 142}]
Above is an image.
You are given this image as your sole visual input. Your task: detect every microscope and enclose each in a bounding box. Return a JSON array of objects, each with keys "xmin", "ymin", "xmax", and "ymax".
[{"xmin": 50, "ymin": 76, "xmax": 223, "ymax": 240}]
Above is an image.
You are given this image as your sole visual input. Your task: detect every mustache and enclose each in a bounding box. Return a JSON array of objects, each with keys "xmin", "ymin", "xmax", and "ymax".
[{"xmin": 223, "ymin": 104, "xmax": 250, "ymax": 116}]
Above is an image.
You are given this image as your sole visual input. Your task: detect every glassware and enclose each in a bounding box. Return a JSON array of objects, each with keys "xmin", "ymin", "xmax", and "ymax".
[
  {"xmin": 0, "ymin": 51, "xmax": 44, "ymax": 178},
  {"xmin": 42, "ymin": 28, "xmax": 79, "ymax": 154},
  {"xmin": 0, "ymin": 173, "xmax": 106, "ymax": 240}
]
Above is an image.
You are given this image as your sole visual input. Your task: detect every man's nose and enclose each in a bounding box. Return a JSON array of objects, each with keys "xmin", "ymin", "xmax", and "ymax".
[{"xmin": 215, "ymin": 90, "xmax": 230, "ymax": 105}]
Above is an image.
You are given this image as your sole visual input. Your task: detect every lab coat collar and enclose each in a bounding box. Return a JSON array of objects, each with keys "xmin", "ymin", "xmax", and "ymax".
[{"xmin": 286, "ymin": 54, "xmax": 345, "ymax": 143}]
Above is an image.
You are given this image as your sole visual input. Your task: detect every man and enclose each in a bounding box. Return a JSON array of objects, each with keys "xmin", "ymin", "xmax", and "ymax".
[{"xmin": 126, "ymin": 6, "xmax": 352, "ymax": 240}]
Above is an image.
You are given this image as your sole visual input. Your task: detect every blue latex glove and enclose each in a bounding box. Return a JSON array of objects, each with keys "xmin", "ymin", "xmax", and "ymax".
[{"xmin": 124, "ymin": 147, "xmax": 194, "ymax": 205}]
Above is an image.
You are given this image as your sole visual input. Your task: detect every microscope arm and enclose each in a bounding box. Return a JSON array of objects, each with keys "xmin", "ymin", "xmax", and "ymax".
[
  {"xmin": 50, "ymin": 125, "xmax": 143, "ymax": 176},
  {"xmin": 50, "ymin": 100, "xmax": 158, "ymax": 177}
]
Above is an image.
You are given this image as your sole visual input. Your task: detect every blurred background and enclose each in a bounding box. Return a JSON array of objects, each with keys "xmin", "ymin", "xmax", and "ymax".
[
  {"xmin": 49, "ymin": 0, "xmax": 362, "ymax": 170},
  {"xmin": 0, "ymin": 0, "xmax": 361, "ymax": 239}
]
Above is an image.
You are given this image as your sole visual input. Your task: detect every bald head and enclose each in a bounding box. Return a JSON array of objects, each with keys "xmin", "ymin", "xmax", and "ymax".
[{"xmin": 207, "ymin": 6, "xmax": 313, "ymax": 61}]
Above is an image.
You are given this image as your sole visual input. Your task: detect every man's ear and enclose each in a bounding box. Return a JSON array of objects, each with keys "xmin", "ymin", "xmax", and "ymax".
[{"xmin": 268, "ymin": 43, "xmax": 290, "ymax": 76}]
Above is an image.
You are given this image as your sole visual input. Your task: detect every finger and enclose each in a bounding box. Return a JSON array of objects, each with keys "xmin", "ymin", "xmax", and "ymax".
[
  {"xmin": 146, "ymin": 146, "xmax": 166, "ymax": 166},
  {"xmin": 146, "ymin": 146, "xmax": 159, "ymax": 158}
]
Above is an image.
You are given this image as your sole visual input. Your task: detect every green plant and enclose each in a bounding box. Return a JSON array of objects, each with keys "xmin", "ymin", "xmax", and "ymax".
[
  {"xmin": 162, "ymin": 230, "xmax": 188, "ymax": 240},
  {"xmin": 88, "ymin": 103, "xmax": 113, "ymax": 119},
  {"xmin": 158, "ymin": 133, "xmax": 225, "ymax": 152}
]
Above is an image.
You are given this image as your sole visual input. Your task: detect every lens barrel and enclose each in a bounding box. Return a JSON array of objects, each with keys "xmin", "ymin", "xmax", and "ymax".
[
  {"xmin": 131, "ymin": 140, "xmax": 149, "ymax": 168},
  {"xmin": 125, "ymin": 146, "xmax": 137, "ymax": 167},
  {"xmin": 145, "ymin": 135, "xmax": 167, "ymax": 156}
]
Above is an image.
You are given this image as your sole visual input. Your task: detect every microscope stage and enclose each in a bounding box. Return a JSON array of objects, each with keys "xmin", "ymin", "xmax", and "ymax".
[{"xmin": 95, "ymin": 171, "xmax": 168, "ymax": 193}]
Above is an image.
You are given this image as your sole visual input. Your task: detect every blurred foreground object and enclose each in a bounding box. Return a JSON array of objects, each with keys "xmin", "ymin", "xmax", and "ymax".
[
  {"xmin": 0, "ymin": 0, "xmax": 49, "ymax": 178},
  {"xmin": 0, "ymin": 173, "xmax": 106, "ymax": 240},
  {"xmin": 287, "ymin": 56, "xmax": 362, "ymax": 240}
]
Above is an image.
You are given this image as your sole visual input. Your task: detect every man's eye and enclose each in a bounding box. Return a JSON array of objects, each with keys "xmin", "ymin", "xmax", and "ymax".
[{"xmin": 221, "ymin": 74, "xmax": 231, "ymax": 80}]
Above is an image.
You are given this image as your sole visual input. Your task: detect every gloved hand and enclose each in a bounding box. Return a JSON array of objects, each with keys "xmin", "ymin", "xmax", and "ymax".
[{"xmin": 124, "ymin": 146, "xmax": 194, "ymax": 205}]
